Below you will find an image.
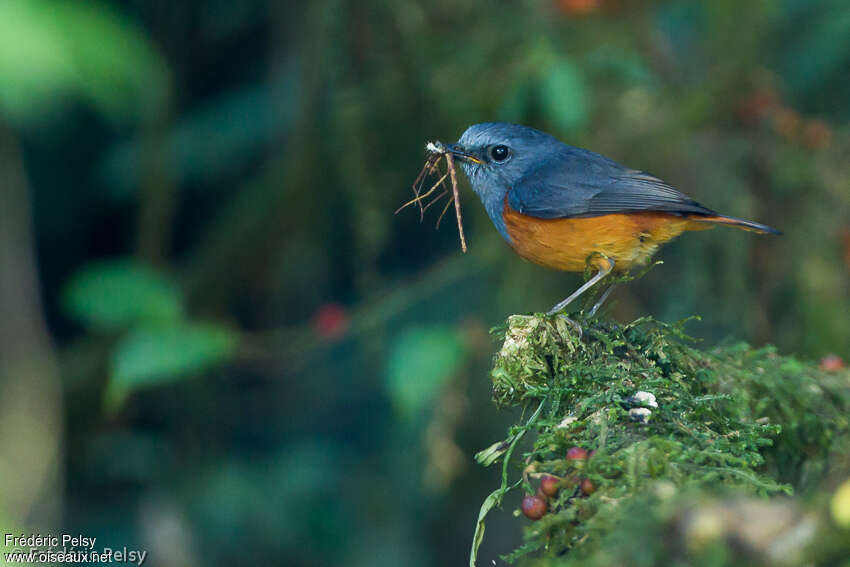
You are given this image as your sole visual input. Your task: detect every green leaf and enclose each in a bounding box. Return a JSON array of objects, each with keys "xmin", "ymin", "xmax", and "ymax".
[
  {"xmin": 0, "ymin": 0, "xmax": 168, "ymax": 123},
  {"xmin": 474, "ymin": 439, "xmax": 510, "ymax": 467},
  {"xmin": 469, "ymin": 487, "xmax": 505, "ymax": 567},
  {"xmin": 832, "ymin": 478, "xmax": 850, "ymax": 529},
  {"xmin": 106, "ymin": 323, "xmax": 237, "ymax": 411},
  {"xmin": 470, "ymin": 400, "xmax": 546, "ymax": 567},
  {"xmin": 539, "ymin": 58, "xmax": 589, "ymax": 132},
  {"xmin": 385, "ymin": 326, "xmax": 465, "ymax": 418},
  {"xmin": 62, "ymin": 259, "xmax": 183, "ymax": 330}
]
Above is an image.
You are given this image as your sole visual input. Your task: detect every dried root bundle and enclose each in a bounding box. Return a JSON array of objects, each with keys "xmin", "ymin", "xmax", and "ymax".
[{"xmin": 396, "ymin": 141, "xmax": 468, "ymax": 253}]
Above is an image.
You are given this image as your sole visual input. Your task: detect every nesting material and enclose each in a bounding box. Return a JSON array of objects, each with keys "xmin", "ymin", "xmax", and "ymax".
[{"xmin": 396, "ymin": 141, "xmax": 468, "ymax": 252}]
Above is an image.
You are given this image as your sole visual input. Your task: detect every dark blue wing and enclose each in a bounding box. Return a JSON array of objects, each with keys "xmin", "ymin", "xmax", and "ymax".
[{"xmin": 507, "ymin": 148, "xmax": 716, "ymax": 219}]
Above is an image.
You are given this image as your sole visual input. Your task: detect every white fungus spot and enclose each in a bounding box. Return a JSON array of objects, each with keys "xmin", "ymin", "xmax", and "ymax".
[
  {"xmin": 631, "ymin": 391, "xmax": 658, "ymax": 408},
  {"xmin": 556, "ymin": 416, "xmax": 578, "ymax": 429},
  {"xmin": 629, "ymin": 407, "xmax": 652, "ymax": 423},
  {"xmin": 498, "ymin": 315, "xmax": 538, "ymax": 358}
]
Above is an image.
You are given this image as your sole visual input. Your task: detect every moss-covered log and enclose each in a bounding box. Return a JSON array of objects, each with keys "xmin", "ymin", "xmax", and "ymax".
[{"xmin": 472, "ymin": 314, "xmax": 850, "ymax": 566}]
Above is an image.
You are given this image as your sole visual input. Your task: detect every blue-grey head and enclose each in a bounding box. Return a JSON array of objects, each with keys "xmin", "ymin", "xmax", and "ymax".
[{"xmin": 446, "ymin": 123, "xmax": 563, "ymax": 241}]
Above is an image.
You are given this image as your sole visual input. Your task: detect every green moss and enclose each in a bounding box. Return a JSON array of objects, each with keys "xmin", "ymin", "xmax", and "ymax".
[{"xmin": 472, "ymin": 314, "xmax": 850, "ymax": 566}]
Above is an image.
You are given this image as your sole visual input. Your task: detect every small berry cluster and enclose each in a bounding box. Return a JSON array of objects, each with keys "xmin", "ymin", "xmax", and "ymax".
[
  {"xmin": 521, "ymin": 447, "xmax": 597, "ymax": 521},
  {"xmin": 820, "ymin": 354, "xmax": 845, "ymax": 372},
  {"xmin": 556, "ymin": 0, "xmax": 600, "ymax": 16},
  {"xmin": 736, "ymin": 86, "xmax": 833, "ymax": 149}
]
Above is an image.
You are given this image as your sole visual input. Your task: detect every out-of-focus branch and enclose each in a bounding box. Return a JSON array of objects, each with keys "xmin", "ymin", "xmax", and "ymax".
[
  {"xmin": 180, "ymin": 1, "xmax": 331, "ymax": 304},
  {"xmin": 135, "ymin": 104, "xmax": 176, "ymax": 266},
  {"xmin": 134, "ymin": 5, "xmax": 176, "ymax": 267},
  {"xmin": 0, "ymin": 122, "xmax": 63, "ymax": 529},
  {"xmin": 241, "ymin": 252, "xmax": 488, "ymax": 373}
]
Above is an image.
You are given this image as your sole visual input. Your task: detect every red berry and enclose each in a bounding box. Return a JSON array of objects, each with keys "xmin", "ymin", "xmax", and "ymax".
[
  {"xmin": 540, "ymin": 475, "xmax": 560, "ymax": 497},
  {"xmin": 802, "ymin": 119, "xmax": 832, "ymax": 149},
  {"xmin": 521, "ymin": 494, "xmax": 548, "ymax": 520},
  {"xmin": 557, "ymin": 0, "xmax": 600, "ymax": 15},
  {"xmin": 580, "ymin": 478, "xmax": 596, "ymax": 496},
  {"xmin": 314, "ymin": 303, "xmax": 349, "ymax": 340},
  {"xmin": 567, "ymin": 447, "xmax": 588, "ymax": 461},
  {"xmin": 736, "ymin": 88, "xmax": 780, "ymax": 125},
  {"xmin": 772, "ymin": 107, "xmax": 801, "ymax": 139},
  {"xmin": 820, "ymin": 354, "xmax": 845, "ymax": 372}
]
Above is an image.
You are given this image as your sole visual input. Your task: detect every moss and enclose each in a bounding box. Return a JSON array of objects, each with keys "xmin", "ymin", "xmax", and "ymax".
[{"xmin": 471, "ymin": 314, "xmax": 850, "ymax": 566}]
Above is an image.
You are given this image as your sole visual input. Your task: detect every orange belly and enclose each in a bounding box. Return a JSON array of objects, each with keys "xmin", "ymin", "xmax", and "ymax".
[{"xmin": 502, "ymin": 205, "xmax": 710, "ymax": 272}]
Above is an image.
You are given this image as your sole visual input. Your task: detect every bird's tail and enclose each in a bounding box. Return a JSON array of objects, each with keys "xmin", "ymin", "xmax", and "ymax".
[{"xmin": 685, "ymin": 214, "xmax": 782, "ymax": 235}]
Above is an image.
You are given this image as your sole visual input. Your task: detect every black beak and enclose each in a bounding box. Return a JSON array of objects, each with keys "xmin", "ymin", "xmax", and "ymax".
[{"xmin": 446, "ymin": 143, "xmax": 483, "ymax": 165}]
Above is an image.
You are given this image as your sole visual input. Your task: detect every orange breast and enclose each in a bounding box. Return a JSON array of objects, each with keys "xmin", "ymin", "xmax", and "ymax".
[{"xmin": 502, "ymin": 204, "xmax": 708, "ymax": 272}]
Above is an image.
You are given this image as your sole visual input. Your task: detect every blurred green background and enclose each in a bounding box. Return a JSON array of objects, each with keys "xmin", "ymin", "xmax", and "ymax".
[{"xmin": 0, "ymin": 0, "xmax": 848, "ymax": 565}]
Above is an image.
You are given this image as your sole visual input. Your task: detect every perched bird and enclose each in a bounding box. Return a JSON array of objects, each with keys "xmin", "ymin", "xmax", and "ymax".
[{"xmin": 446, "ymin": 123, "xmax": 780, "ymax": 314}]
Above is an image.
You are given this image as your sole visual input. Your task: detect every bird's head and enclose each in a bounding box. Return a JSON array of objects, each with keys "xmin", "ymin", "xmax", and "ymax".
[{"xmin": 447, "ymin": 122, "xmax": 561, "ymax": 200}]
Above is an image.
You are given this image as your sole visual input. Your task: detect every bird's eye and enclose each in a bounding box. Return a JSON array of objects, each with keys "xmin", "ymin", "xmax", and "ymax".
[{"xmin": 490, "ymin": 145, "xmax": 510, "ymax": 162}]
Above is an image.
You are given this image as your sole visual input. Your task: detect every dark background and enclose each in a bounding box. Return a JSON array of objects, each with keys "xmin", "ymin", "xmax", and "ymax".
[{"xmin": 0, "ymin": 0, "xmax": 848, "ymax": 565}]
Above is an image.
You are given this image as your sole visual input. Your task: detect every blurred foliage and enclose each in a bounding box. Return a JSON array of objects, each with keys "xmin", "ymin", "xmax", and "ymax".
[
  {"xmin": 0, "ymin": 0, "xmax": 167, "ymax": 124},
  {"xmin": 62, "ymin": 259, "xmax": 237, "ymax": 412},
  {"xmin": 522, "ymin": 484, "xmax": 850, "ymax": 566},
  {"xmin": 0, "ymin": 0, "xmax": 847, "ymax": 565},
  {"xmin": 108, "ymin": 323, "xmax": 236, "ymax": 411},
  {"xmin": 386, "ymin": 325, "xmax": 466, "ymax": 418},
  {"xmin": 474, "ymin": 313, "xmax": 850, "ymax": 565},
  {"xmin": 63, "ymin": 260, "xmax": 183, "ymax": 329}
]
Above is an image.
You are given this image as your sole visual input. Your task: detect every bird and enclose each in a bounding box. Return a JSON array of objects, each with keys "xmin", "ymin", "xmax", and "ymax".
[{"xmin": 445, "ymin": 122, "xmax": 780, "ymax": 315}]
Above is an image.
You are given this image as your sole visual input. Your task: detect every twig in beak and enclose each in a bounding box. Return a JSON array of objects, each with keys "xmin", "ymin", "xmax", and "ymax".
[
  {"xmin": 394, "ymin": 171, "xmax": 448, "ymax": 216},
  {"xmin": 445, "ymin": 152, "xmax": 467, "ymax": 253},
  {"xmin": 404, "ymin": 153, "xmax": 443, "ymax": 217},
  {"xmin": 397, "ymin": 141, "xmax": 468, "ymax": 253},
  {"xmin": 436, "ymin": 194, "xmax": 454, "ymax": 229}
]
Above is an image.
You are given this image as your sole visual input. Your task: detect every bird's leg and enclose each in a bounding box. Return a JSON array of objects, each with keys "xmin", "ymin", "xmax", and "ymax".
[
  {"xmin": 587, "ymin": 283, "xmax": 617, "ymax": 317},
  {"xmin": 547, "ymin": 258, "xmax": 615, "ymax": 315},
  {"xmin": 555, "ymin": 313, "xmax": 583, "ymax": 339}
]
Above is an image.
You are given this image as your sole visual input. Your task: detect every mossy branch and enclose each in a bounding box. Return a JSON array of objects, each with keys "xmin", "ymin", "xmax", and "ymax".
[{"xmin": 471, "ymin": 313, "xmax": 850, "ymax": 566}]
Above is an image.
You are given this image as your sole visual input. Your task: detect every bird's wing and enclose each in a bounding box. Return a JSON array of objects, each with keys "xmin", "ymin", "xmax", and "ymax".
[{"xmin": 507, "ymin": 148, "xmax": 716, "ymax": 219}]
